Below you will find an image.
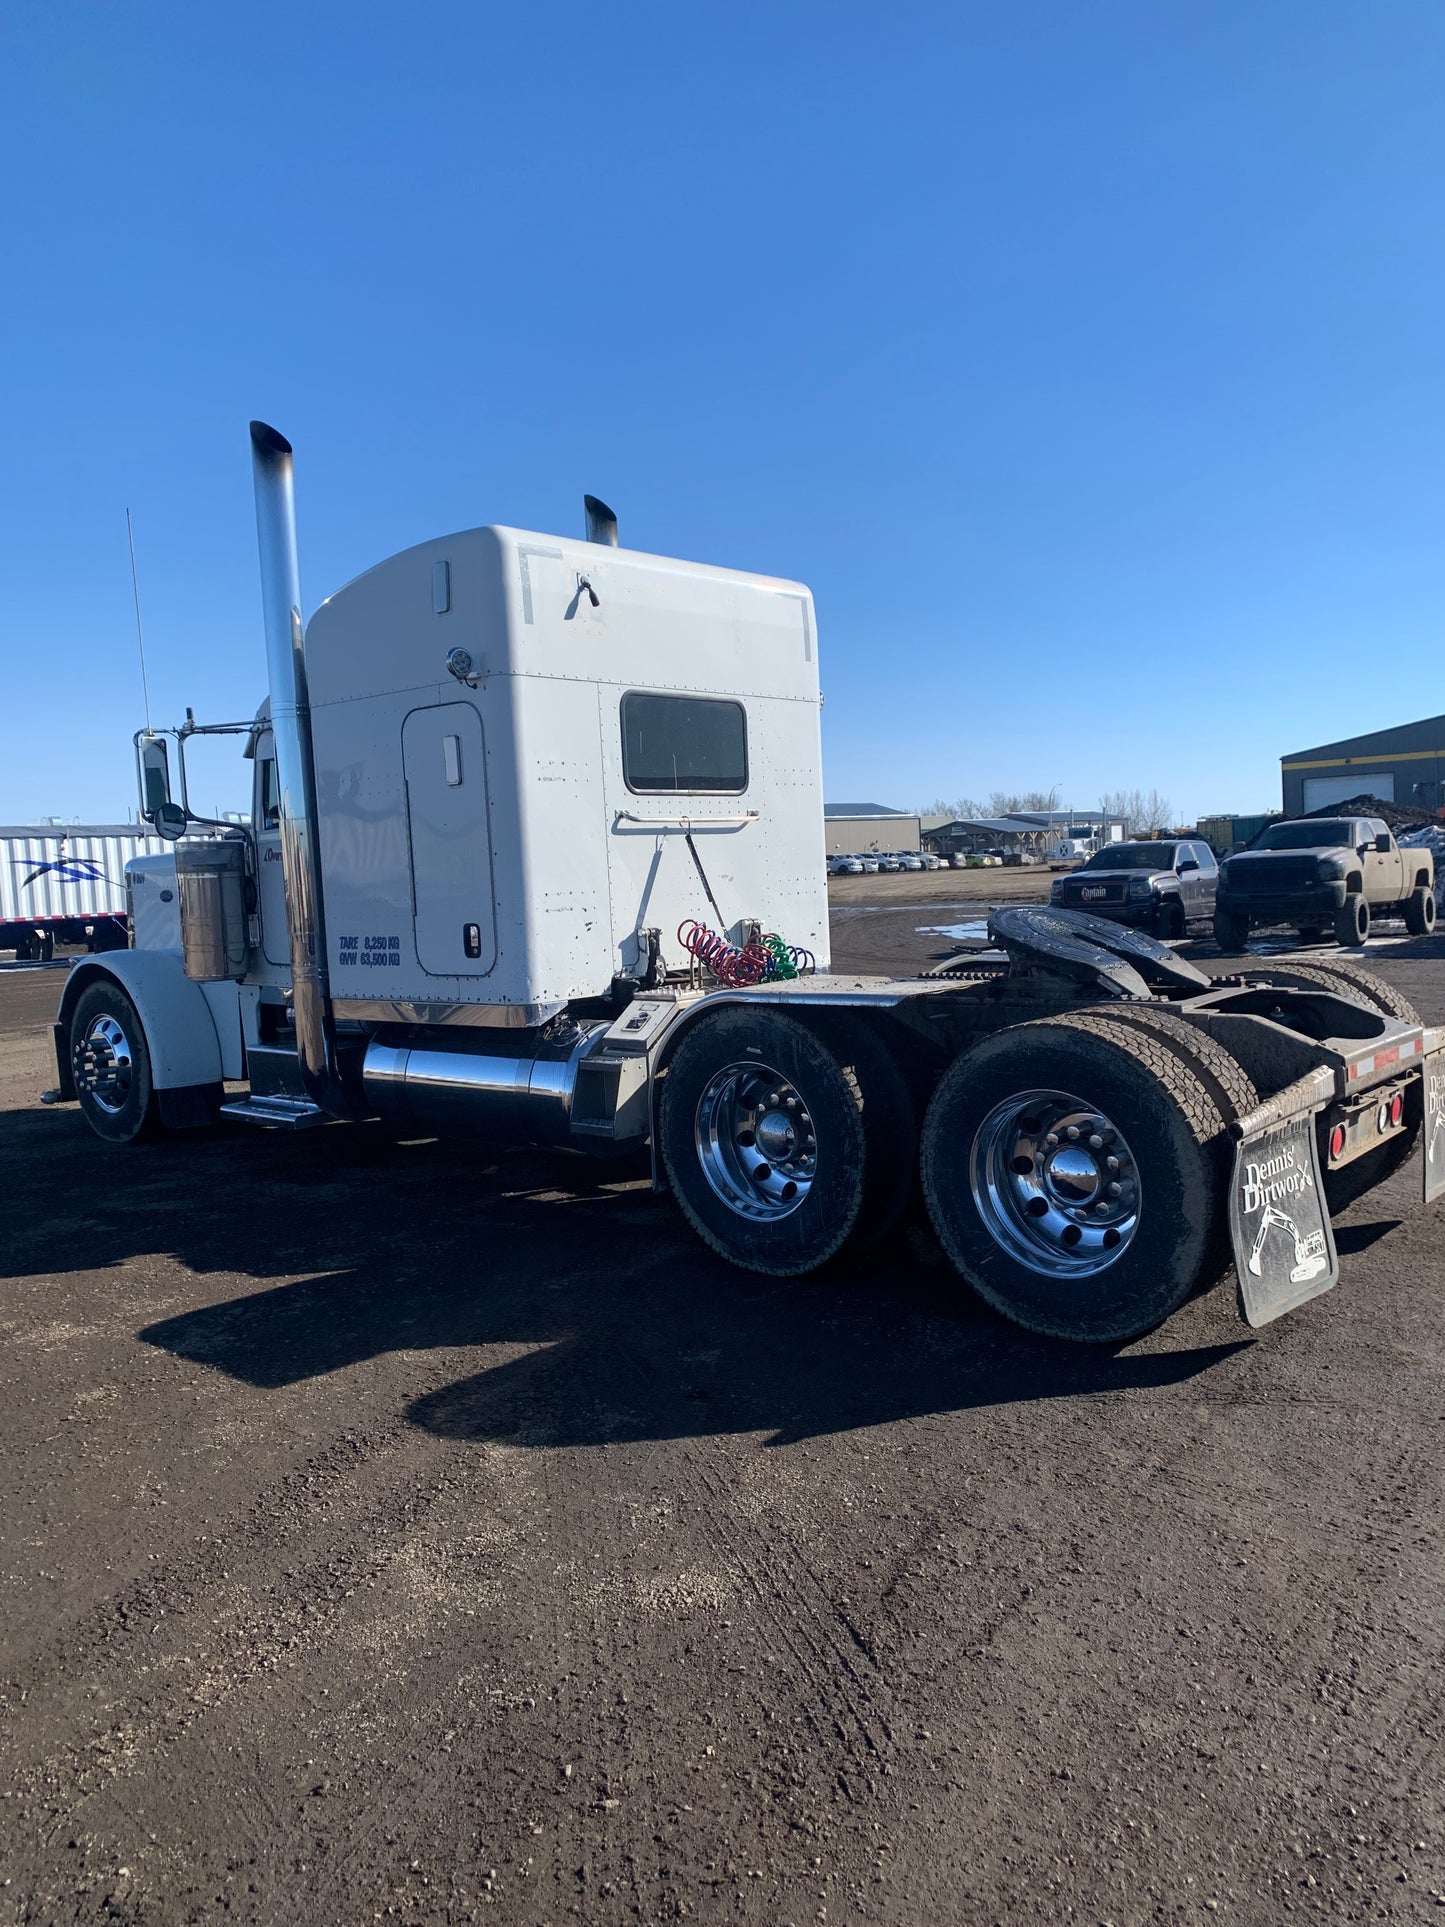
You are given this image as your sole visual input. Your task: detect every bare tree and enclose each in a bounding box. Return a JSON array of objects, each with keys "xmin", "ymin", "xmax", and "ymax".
[
  {"xmin": 1018, "ymin": 787, "xmax": 1062, "ymax": 814},
  {"xmin": 1138, "ymin": 787, "xmax": 1173, "ymax": 835},
  {"xmin": 1099, "ymin": 788, "xmax": 1173, "ymax": 836},
  {"xmin": 986, "ymin": 787, "xmax": 1060, "ymax": 818},
  {"xmin": 921, "ymin": 796, "xmax": 986, "ymax": 821}
]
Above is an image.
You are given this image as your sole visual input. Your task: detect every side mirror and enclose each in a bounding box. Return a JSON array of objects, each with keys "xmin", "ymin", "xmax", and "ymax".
[
  {"xmin": 1178, "ymin": 856, "xmax": 1199, "ymax": 873},
  {"xmin": 136, "ymin": 732, "xmax": 172, "ymax": 822},
  {"xmin": 153, "ymin": 800, "xmax": 188, "ymax": 841},
  {"xmin": 1375, "ymin": 832, "xmax": 1391, "ymax": 853}
]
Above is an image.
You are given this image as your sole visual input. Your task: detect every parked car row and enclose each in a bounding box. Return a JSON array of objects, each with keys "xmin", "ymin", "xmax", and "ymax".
[
  {"xmin": 824, "ymin": 844, "xmax": 994, "ymax": 874},
  {"xmin": 828, "ymin": 846, "xmax": 1045, "ymax": 876}
]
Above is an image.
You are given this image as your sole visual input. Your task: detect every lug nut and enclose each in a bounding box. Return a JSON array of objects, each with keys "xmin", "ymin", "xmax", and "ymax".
[
  {"xmin": 1089, "ymin": 1133, "xmax": 1104, "ymax": 1150},
  {"xmin": 1066, "ymin": 1125, "xmax": 1081, "ymax": 1141}
]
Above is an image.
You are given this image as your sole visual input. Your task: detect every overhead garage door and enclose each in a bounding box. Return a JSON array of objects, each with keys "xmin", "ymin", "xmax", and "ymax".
[{"xmin": 1303, "ymin": 773, "xmax": 1394, "ymax": 812}]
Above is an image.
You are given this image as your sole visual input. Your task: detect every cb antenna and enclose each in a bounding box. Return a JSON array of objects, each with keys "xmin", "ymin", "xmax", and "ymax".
[{"xmin": 126, "ymin": 506, "xmax": 152, "ymax": 732}]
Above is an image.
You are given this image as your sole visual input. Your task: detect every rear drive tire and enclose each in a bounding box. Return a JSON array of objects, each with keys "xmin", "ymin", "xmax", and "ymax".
[
  {"xmin": 660, "ymin": 1008, "xmax": 900, "ymax": 1277},
  {"xmin": 818, "ymin": 1016, "xmax": 918, "ymax": 1251},
  {"xmin": 1213, "ymin": 910, "xmax": 1250, "ymax": 952},
  {"xmin": 1334, "ymin": 895, "xmax": 1370, "ymax": 946},
  {"xmin": 1404, "ymin": 886, "xmax": 1437, "ymax": 937},
  {"xmin": 1235, "ymin": 956, "xmax": 1421, "ymax": 1025},
  {"xmin": 1231, "ymin": 958, "xmax": 1422, "ymax": 1209},
  {"xmin": 920, "ymin": 1010, "xmax": 1250, "ymax": 1343},
  {"xmin": 69, "ymin": 981, "xmax": 159, "ymax": 1143}
]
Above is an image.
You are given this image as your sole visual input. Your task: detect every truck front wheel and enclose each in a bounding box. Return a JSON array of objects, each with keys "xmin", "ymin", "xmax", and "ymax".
[
  {"xmin": 69, "ymin": 982, "xmax": 159, "ymax": 1143},
  {"xmin": 1334, "ymin": 896, "xmax": 1370, "ymax": 946},
  {"xmin": 920, "ymin": 1012, "xmax": 1243, "ymax": 1342},
  {"xmin": 660, "ymin": 1008, "xmax": 907, "ymax": 1276},
  {"xmin": 1213, "ymin": 909, "xmax": 1249, "ymax": 952},
  {"xmin": 1156, "ymin": 899, "xmax": 1186, "ymax": 941}
]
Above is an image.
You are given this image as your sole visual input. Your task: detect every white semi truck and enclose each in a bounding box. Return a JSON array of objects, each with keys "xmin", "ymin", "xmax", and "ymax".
[{"xmin": 42, "ymin": 425, "xmax": 1445, "ymax": 1342}]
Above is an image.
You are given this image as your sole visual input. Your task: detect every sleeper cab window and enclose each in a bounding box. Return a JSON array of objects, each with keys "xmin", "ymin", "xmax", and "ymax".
[
  {"xmin": 620, "ymin": 692, "xmax": 748, "ymax": 795},
  {"xmin": 260, "ymin": 756, "xmax": 282, "ymax": 829}
]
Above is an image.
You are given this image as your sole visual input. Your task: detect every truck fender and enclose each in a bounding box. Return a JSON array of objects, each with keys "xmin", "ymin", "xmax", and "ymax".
[{"xmin": 56, "ymin": 952, "xmax": 230, "ymax": 1094}]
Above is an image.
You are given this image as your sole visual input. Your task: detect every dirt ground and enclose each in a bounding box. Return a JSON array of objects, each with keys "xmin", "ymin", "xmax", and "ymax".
[{"xmin": 2, "ymin": 920, "xmax": 1443, "ymax": 1927}]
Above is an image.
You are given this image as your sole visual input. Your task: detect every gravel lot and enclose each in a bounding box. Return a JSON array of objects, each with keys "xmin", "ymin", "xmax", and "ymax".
[{"xmin": 2, "ymin": 922, "xmax": 1443, "ymax": 1927}]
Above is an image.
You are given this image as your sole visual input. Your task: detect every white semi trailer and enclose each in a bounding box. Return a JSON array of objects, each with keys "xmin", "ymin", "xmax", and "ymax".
[
  {"xmin": 42, "ymin": 425, "xmax": 1445, "ymax": 1342},
  {"xmin": 1, "ymin": 825, "xmax": 165, "ymax": 959}
]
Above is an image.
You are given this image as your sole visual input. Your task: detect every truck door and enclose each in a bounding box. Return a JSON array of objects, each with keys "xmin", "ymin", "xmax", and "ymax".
[
  {"xmin": 1359, "ymin": 819, "xmax": 1400, "ymax": 907},
  {"xmin": 1375, "ymin": 821, "xmax": 1404, "ymax": 903},
  {"xmin": 1192, "ymin": 841, "xmax": 1219, "ymax": 916},
  {"xmin": 402, "ymin": 702, "xmax": 497, "ymax": 976}
]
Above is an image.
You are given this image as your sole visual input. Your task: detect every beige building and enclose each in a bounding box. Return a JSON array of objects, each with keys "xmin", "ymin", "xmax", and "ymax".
[{"xmin": 823, "ymin": 803, "xmax": 921, "ymax": 855}]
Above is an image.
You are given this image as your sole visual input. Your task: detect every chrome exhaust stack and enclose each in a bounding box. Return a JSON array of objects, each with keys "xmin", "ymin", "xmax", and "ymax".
[
  {"xmin": 248, "ymin": 421, "xmax": 355, "ymax": 1115},
  {"xmin": 584, "ymin": 494, "xmax": 619, "ymax": 546}
]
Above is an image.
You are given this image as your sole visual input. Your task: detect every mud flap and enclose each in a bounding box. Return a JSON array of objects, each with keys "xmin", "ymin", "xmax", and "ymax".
[
  {"xmin": 1229, "ymin": 1111, "xmax": 1338, "ymax": 1328},
  {"xmin": 1425, "ymin": 1048, "xmax": 1445, "ymax": 1207}
]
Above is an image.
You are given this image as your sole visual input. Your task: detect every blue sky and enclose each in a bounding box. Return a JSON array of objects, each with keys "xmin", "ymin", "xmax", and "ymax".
[{"xmin": 1, "ymin": 2, "xmax": 1440, "ymax": 826}]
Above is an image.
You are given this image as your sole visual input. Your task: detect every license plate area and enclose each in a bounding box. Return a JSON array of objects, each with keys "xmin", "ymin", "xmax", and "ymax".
[{"xmin": 1324, "ymin": 1073, "xmax": 1413, "ymax": 1171}]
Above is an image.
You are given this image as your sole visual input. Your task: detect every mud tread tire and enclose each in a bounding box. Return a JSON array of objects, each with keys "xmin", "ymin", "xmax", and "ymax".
[
  {"xmin": 1334, "ymin": 897, "xmax": 1370, "ymax": 947},
  {"xmin": 1404, "ymin": 887, "xmax": 1437, "ymax": 938},
  {"xmin": 1237, "ymin": 957, "xmax": 1421, "ymax": 1025},
  {"xmin": 1084, "ymin": 1002, "xmax": 1259, "ymax": 1127},
  {"xmin": 1214, "ymin": 910, "xmax": 1250, "ymax": 952},
  {"xmin": 1231, "ymin": 959, "xmax": 1423, "ymax": 1207}
]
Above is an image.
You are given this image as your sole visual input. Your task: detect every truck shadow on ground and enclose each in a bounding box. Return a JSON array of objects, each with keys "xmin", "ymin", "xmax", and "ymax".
[{"xmin": 8, "ymin": 1107, "xmax": 1251, "ymax": 1448}]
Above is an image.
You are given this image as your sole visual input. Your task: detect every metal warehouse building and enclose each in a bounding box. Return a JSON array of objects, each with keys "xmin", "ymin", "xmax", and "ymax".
[
  {"xmin": 823, "ymin": 803, "xmax": 921, "ymax": 855},
  {"xmin": 1281, "ymin": 713, "xmax": 1445, "ymax": 817}
]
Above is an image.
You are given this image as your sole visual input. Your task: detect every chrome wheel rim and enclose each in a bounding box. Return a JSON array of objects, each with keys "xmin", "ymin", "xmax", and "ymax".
[
  {"xmin": 73, "ymin": 1014, "xmax": 135, "ymax": 1115},
  {"xmin": 695, "ymin": 1060, "xmax": 816, "ymax": 1220},
  {"xmin": 969, "ymin": 1088, "xmax": 1140, "ymax": 1277}
]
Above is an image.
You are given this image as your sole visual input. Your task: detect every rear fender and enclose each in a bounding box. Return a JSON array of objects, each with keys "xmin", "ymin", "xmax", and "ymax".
[{"xmin": 56, "ymin": 953, "xmax": 234, "ymax": 1090}]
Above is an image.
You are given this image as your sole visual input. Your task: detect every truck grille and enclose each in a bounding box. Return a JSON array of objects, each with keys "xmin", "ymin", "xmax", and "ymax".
[
  {"xmin": 1228, "ymin": 856, "xmax": 1317, "ymax": 893},
  {"xmin": 1063, "ymin": 880, "xmax": 1126, "ymax": 905}
]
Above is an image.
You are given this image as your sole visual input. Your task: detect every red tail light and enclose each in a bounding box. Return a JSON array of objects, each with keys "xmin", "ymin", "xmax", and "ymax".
[{"xmin": 1329, "ymin": 1123, "xmax": 1347, "ymax": 1160}]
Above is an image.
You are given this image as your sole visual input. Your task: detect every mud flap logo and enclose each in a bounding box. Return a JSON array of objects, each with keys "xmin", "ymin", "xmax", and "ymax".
[
  {"xmin": 1425, "ymin": 1050, "xmax": 1445, "ymax": 1207},
  {"xmin": 1229, "ymin": 1113, "xmax": 1338, "ymax": 1328}
]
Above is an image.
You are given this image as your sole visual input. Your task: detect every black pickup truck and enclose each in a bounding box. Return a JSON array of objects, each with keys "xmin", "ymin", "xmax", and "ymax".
[{"xmin": 1214, "ymin": 816, "xmax": 1437, "ymax": 948}]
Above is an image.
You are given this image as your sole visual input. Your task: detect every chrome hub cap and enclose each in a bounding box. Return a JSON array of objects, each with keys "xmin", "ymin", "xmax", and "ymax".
[
  {"xmin": 73, "ymin": 1014, "xmax": 135, "ymax": 1115},
  {"xmin": 969, "ymin": 1088, "xmax": 1141, "ymax": 1277},
  {"xmin": 695, "ymin": 1060, "xmax": 816, "ymax": 1220}
]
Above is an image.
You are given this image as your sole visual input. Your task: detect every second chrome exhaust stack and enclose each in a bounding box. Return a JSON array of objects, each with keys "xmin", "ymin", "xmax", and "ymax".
[{"xmin": 249, "ymin": 421, "xmax": 354, "ymax": 1115}]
